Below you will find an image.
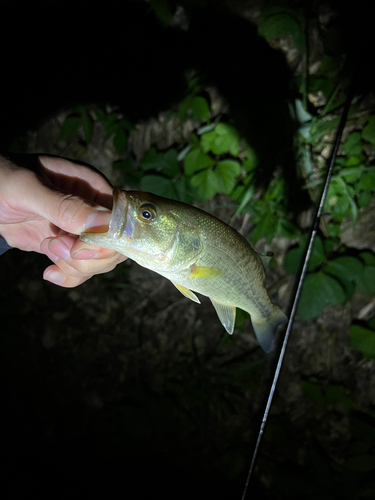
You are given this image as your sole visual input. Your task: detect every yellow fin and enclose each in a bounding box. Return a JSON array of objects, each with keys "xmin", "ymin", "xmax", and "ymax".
[
  {"xmin": 189, "ymin": 264, "xmax": 222, "ymax": 279},
  {"xmin": 172, "ymin": 282, "xmax": 201, "ymax": 304},
  {"xmin": 210, "ymin": 299, "xmax": 236, "ymax": 334}
]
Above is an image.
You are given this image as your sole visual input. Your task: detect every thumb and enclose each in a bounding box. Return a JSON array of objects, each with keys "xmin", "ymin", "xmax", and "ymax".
[{"xmin": 31, "ymin": 182, "xmax": 112, "ymax": 235}]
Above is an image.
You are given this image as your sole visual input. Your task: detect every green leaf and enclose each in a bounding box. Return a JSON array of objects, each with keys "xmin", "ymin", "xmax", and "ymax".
[
  {"xmin": 140, "ymin": 148, "xmax": 161, "ymax": 171},
  {"xmin": 173, "ymin": 176, "xmax": 194, "ymax": 204},
  {"xmin": 140, "ymin": 175, "xmax": 176, "ymax": 199},
  {"xmin": 190, "ymin": 96, "xmax": 210, "ymax": 122},
  {"xmin": 243, "ymin": 147, "xmax": 258, "ymax": 170},
  {"xmin": 104, "ymin": 123, "xmax": 119, "ymax": 141},
  {"xmin": 324, "ymin": 177, "xmax": 352, "ymax": 216},
  {"xmin": 139, "ymin": 148, "xmax": 179, "ymax": 178},
  {"xmin": 200, "ymin": 130, "xmax": 216, "ymax": 154},
  {"xmin": 190, "ymin": 169, "xmax": 218, "ymax": 200},
  {"xmin": 358, "ymin": 266, "xmax": 375, "ymax": 296},
  {"xmin": 362, "ymin": 116, "xmax": 375, "ymax": 147},
  {"xmin": 357, "ymin": 170, "xmax": 375, "ymax": 191},
  {"xmin": 277, "ymin": 219, "xmax": 301, "ymax": 238},
  {"xmin": 150, "ymin": 0, "xmax": 172, "ymax": 26},
  {"xmin": 113, "ymin": 128, "xmax": 127, "ymax": 156},
  {"xmin": 82, "ymin": 114, "xmax": 93, "ymax": 143},
  {"xmin": 161, "ymin": 149, "xmax": 180, "ymax": 178},
  {"xmin": 325, "ymin": 256, "xmax": 363, "ymax": 282},
  {"xmin": 95, "ymin": 108, "xmax": 107, "ymax": 123},
  {"xmin": 350, "ymin": 324, "xmax": 375, "ymax": 358},
  {"xmin": 301, "ymin": 381, "xmax": 324, "ymax": 406},
  {"xmin": 358, "ymin": 191, "xmax": 372, "ymax": 208},
  {"xmin": 251, "ymin": 212, "xmax": 278, "ymax": 245},
  {"xmin": 298, "ymin": 272, "xmax": 346, "ymax": 321},
  {"xmin": 103, "ymin": 113, "xmax": 119, "ymax": 138},
  {"xmin": 259, "ymin": 13, "xmax": 305, "ymax": 52},
  {"xmin": 295, "ymin": 99, "xmax": 312, "ymax": 124},
  {"xmin": 113, "ymin": 156, "xmax": 135, "ymax": 173},
  {"xmin": 342, "ymin": 132, "xmax": 362, "ymax": 157},
  {"xmin": 345, "ymin": 454, "xmax": 375, "ymax": 471},
  {"xmin": 184, "ymin": 149, "xmax": 214, "ymax": 176},
  {"xmin": 359, "ymin": 251, "xmax": 375, "ymax": 267},
  {"xmin": 324, "ymin": 385, "xmax": 353, "ymax": 409},
  {"xmin": 324, "ymin": 256, "xmax": 363, "ymax": 301},
  {"xmin": 284, "ymin": 235, "xmax": 325, "ymax": 275},
  {"xmin": 216, "ymin": 160, "xmax": 241, "ymax": 194},
  {"xmin": 214, "ymin": 124, "xmax": 240, "ymax": 156},
  {"xmin": 327, "ymin": 223, "xmax": 341, "ymax": 237},
  {"xmin": 60, "ymin": 115, "xmax": 81, "ymax": 139},
  {"xmin": 369, "ymin": 316, "xmax": 375, "ymax": 330},
  {"xmin": 179, "ymin": 95, "xmax": 193, "ymax": 122},
  {"xmin": 339, "ymin": 166, "xmax": 362, "ymax": 184},
  {"xmin": 119, "ymin": 118, "xmax": 134, "ymax": 132}
]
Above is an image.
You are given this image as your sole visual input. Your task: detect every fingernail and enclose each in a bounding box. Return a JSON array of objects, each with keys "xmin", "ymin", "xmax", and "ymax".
[
  {"xmin": 72, "ymin": 249, "xmax": 100, "ymax": 260},
  {"xmin": 85, "ymin": 209, "xmax": 111, "ymax": 233},
  {"xmin": 44, "ymin": 269, "xmax": 66, "ymax": 285},
  {"xmin": 49, "ymin": 239, "xmax": 71, "ymax": 261}
]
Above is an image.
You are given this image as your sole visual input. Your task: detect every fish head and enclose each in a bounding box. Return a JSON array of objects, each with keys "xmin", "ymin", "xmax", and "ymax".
[{"xmin": 80, "ymin": 189, "xmax": 202, "ymax": 272}]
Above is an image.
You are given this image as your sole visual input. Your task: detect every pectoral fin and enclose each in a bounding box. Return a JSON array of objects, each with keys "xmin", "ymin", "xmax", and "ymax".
[
  {"xmin": 172, "ymin": 282, "xmax": 201, "ymax": 304},
  {"xmin": 210, "ymin": 299, "xmax": 236, "ymax": 334},
  {"xmin": 189, "ymin": 264, "xmax": 222, "ymax": 279}
]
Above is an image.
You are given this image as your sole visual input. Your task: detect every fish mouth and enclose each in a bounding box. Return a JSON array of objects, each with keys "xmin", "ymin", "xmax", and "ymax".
[
  {"xmin": 80, "ymin": 189, "xmax": 132, "ymax": 247},
  {"xmin": 108, "ymin": 189, "xmax": 128, "ymax": 238}
]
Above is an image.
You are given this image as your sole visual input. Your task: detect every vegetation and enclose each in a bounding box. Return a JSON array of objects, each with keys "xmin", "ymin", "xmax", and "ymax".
[{"xmin": 11, "ymin": 0, "xmax": 375, "ymax": 497}]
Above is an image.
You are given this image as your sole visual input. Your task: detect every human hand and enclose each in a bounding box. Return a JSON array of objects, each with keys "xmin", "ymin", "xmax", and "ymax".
[{"xmin": 0, "ymin": 155, "xmax": 127, "ymax": 287}]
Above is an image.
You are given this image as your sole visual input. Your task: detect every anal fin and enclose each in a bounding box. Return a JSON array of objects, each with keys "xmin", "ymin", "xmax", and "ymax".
[
  {"xmin": 172, "ymin": 282, "xmax": 201, "ymax": 304},
  {"xmin": 210, "ymin": 299, "xmax": 236, "ymax": 334}
]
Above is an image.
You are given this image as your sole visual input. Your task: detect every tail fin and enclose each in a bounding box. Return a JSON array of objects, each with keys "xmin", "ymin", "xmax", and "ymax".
[{"xmin": 251, "ymin": 306, "xmax": 288, "ymax": 353}]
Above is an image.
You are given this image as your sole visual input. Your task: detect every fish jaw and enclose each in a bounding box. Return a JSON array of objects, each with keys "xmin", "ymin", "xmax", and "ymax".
[{"xmin": 80, "ymin": 189, "xmax": 134, "ymax": 251}]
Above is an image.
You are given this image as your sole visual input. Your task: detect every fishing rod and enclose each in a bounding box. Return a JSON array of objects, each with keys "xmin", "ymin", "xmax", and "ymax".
[{"xmin": 241, "ymin": 86, "xmax": 354, "ymax": 499}]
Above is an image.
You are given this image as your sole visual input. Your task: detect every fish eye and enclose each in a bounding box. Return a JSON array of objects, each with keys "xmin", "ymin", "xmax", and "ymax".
[{"xmin": 139, "ymin": 204, "xmax": 157, "ymax": 222}]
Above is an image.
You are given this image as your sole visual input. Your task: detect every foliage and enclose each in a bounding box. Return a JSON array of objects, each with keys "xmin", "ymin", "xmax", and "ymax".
[
  {"xmin": 28, "ymin": 2, "xmax": 375, "ymax": 497},
  {"xmin": 60, "ymin": 106, "xmax": 134, "ymax": 156},
  {"xmin": 258, "ymin": 4, "xmax": 306, "ymax": 52},
  {"xmin": 350, "ymin": 315, "xmax": 375, "ymax": 359},
  {"xmin": 284, "ymin": 236, "xmax": 375, "ymax": 321}
]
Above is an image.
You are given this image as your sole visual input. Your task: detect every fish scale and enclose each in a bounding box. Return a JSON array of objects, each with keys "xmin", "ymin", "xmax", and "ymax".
[{"xmin": 81, "ymin": 189, "xmax": 287, "ymax": 352}]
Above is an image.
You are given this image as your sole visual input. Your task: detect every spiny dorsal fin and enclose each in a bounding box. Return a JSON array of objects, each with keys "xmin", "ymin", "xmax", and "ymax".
[{"xmin": 259, "ymin": 251, "xmax": 274, "ymax": 270}]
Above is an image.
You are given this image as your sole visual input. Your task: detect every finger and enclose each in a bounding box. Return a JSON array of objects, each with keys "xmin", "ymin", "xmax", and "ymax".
[
  {"xmin": 43, "ymin": 265, "xmax": 92, "ymax": 288},
  {"xmin": 41, "ymin": 237, "xmax": 126, "ymax": 278},
  {"xmin": 3, "ymin": 164, "xmax": 113, "ymax": 235},
  {"xmin": 33, "ymin": 185, "xmax": 112, "ymax": 235},
  {"xmin": 41, "ymin": 235, "xmax": 124, "ymax": 267},
  {"xmin": 38, "ymin": 156, "xmax": 113, "ymax": 196},
  {"xmin": 42, "ymin": 251, "xmax": 121, "ymax": 287}
]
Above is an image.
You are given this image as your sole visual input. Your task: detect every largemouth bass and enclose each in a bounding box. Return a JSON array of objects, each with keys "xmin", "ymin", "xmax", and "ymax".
[{"xmin": 81, "ymin": 190, "xmax": 287, "ymax": 352}]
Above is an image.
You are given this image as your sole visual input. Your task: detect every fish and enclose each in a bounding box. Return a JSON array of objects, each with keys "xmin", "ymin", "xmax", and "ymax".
[{"xmin": 80, "ymin": 189, "xmax": 287, "ymax": 352}]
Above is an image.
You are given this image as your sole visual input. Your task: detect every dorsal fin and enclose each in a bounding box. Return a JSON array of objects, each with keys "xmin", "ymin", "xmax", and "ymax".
[{"xmin": 259, "ymin": 252, "xmax": 274, "ymax": 270}]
